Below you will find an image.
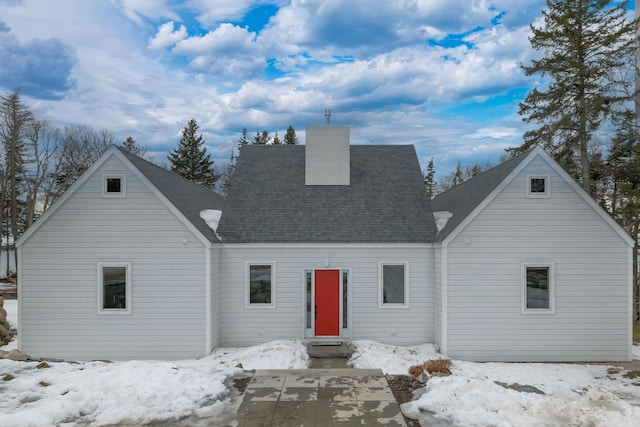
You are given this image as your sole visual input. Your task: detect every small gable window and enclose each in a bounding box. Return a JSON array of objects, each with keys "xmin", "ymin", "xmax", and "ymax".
[
  {"xmin": 103, "ymin": 175, "xmax": 126, "ymax": 197},
  {"xmin": 526, "ymin": 175, "xmax": 550, "ymax": 198},
  {"xmin": 246, "ymin": 262, "xmax": 276, "ymax": 308},
  {"xmin": 379, "ymin": 262, "xmax": 409, "ymax": 308},
  {"xmin": 522, "ymin": 263, "xmax": 555, "ymax": 314},
  {"xmin": 98, "ymin": 263, "xmax": 131, "ymax": 315}
]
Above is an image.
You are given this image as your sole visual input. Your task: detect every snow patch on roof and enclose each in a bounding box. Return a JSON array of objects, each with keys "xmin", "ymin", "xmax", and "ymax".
[{"xmin": 200, "ymin": 210, "xmax": 223, "ymax": 241}]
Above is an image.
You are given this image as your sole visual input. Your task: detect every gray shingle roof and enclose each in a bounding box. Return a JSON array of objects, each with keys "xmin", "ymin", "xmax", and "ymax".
[
  {"xmin": 117, "ymin": 147, "xmax": 225, "ymax": 243},
  {"xmin": 218, "ymin": 145, "xmax": 437, "ymax": 243},
  {"xmin": 430, "ymin": 149, "xmax": 533, "ymax": 241}
]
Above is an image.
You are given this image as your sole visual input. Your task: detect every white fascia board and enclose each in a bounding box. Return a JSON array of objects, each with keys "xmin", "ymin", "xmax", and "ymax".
[{"xmin": 218, "ymin": 242, "xmax": 434, "ymax": 250}]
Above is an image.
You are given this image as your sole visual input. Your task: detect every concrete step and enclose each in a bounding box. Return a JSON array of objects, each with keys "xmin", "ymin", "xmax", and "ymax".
[{"xmin": 306, "ymin": 342, "xmax": 353, "ymax": 358}]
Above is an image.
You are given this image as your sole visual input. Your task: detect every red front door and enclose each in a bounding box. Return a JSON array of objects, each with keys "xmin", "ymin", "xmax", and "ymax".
[{"xmin": 314, "ymin": 270, "xmax": 340, "ymax": 337}]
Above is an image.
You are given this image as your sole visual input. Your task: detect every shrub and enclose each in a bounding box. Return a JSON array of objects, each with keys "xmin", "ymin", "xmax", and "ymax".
[{"xmin": 408, "ymin": 358, "xmax": 452, "ymax": 377}]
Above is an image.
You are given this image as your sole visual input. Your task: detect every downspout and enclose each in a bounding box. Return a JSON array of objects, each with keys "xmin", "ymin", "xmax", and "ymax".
[
  {"xmin": 17, "ymin": 245, "xmax": 22, "ymax": 351},
  {"xmin": 441, "ymin": 244, "xmax": 448, "ymax": 356},
  {"xmin": 205, "ymin": 244, "xmax": 212, "ymax": 355},
  {"xmin": 629, "ymin": 245, "xmax": 634, "ymax": 361}
]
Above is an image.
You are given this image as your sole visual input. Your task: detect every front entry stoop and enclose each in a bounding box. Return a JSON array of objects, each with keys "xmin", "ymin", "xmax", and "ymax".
[{"xmin": 305, "ymin": 341, "xmax": 353, "ymax": 358}]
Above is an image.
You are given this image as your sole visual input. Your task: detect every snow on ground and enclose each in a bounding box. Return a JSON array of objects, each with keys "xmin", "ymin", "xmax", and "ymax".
[
  {"xmin": 1, "ymin": 298, "xmax": 17, "ymax": 351},
  {"xmin": 405, "ymin": 361, "xmax": 640, "ymax": 427},
  {"xmin": 349, "ymin": 342, "xmax": 640, "ymax": 427},
  {"xmin": 348, "ymin": 340, "xmax": 441, "ymax": 375},
  {"xmin": 2, "ymin": 303, "xmax": 640, "ymax": 427},
  {"xmin": 0, "ymin": 341, "xmax": 308, "ymax": 426},
  {"xmin": 2, "ymin": 298, "xmax": 16, "ymax": 328},
  {"xmin": 634, "ymin": 344, "xmax": 640, "ymax": 360}
]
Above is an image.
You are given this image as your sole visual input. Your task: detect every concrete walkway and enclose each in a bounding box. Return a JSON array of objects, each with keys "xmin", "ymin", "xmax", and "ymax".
[{"xmin": 232, "ymin": 368, "xmax": 407, "ymax": 426}]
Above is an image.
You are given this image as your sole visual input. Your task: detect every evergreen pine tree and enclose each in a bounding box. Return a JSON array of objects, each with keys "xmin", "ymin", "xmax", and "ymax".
[
  {"xmin": 168, "ymin": 118, "xmax": 220, "ymax": 189},
  {"xmin": 238, "ymin": 128, "xmax": 249, "ymax": 146},
  {"xmin": 284, "ymin": 125, "xmax": 298, "ymax": 145},
  {"xmin": 513, "ymin": 0, "xmax": 634, "ymax": 195},
  {"xmin": 253, "ymin": 129, "xmax": 270, "ymax": 144},
  {"xmin": 120, "ymin": 136, "xmax": 147, "ymax": 158},
  {"xmin": 272, "ymin": 132, "xmax": 282, "ymax": 145},
  {"xmin": 452, "ymin": 162, "xmax": 463, "ymax": 187},
  {"xmin": 424, "ymin": 157, "xmax": 436, "ymax": 199}
]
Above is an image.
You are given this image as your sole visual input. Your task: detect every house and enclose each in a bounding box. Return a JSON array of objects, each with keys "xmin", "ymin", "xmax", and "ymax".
[{"xmin": 16, "ymin": 125, "xmax": 635, "ymax": 362}]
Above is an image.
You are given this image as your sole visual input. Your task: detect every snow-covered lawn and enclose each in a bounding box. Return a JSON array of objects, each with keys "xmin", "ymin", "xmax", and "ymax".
[
  {"xmin": 0, "ymin": 341, "xmax": 308, "ymax": 426},
  {"xmin": 352, "ymin": 341, "xmax": 640, "ymax": 426},
  {"xmin": 2, "ymin": 302, "xmax": 640, "ymax": 426}
]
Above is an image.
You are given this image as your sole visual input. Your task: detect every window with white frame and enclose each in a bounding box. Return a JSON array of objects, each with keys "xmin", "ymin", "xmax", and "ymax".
[
  {"xmin": 522, "ymin": 263, "xmax": 554, "ymax": 314},
  {"xmin": 246, "ymin": 262, "xmax": 276, "ymax": 307},
  {"xmin": 98, "ymin": 263, "xmax": 131, "ymax": 314},
  {"xmin": 379, "ymin": 262, "xmax": 409, "ymax": 308},
  {"xmin": 526, "ymin": 175, "xmax": 550, "ymax": 198},
  {"xmin": 102, "ymin": 175, "xmax": 126, "ymax": 197}
]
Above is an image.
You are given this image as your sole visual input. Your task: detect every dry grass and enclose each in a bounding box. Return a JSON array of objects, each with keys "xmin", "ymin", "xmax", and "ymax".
[
  {"xmin": 408, "ymin": 358, "xmax": 452, "ymax": 376},
  {"xmin": 425, "ymin": 358, "xmax": 452, "ymax": 375},
  {"xmin": 634, "ymin": 323, "xmax": 640, "ymax": 344}
]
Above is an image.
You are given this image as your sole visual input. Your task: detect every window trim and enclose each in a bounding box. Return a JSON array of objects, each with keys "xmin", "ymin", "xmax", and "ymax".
[
  {"xmin": 245, "ymin": 262, "xmax": 276, "ymax": 309},
  {"xmin": 526, "ymin": 174, "xmax": 550, "ymax": 198},
  {"xmin": 521, "ymin": 262, "xmax": 555, "ymax": 315},
  {"xmin": 97, "ymin": 262, "xmax": 132, "ymax": 315},
  {"xmin": 378, "ymin": 261, "xmax": 409, "ymax": 309},
  {"xmin": 102, "ymin": 175, "xmax": 126, "ymax": 198}
]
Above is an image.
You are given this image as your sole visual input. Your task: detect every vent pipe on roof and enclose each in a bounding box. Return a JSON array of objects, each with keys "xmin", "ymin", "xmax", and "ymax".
[{"xmin": 325, "ymin": 109, "xmax": 331, "ymax": 124}]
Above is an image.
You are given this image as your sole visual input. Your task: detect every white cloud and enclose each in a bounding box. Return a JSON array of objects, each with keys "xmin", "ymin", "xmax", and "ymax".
[
  {"xmin": 172, "ymin": 23, "xmax": 263, "ymax": 77},
  {"xmin": 464, "ymin": 126, "xmax": 521, "ymax": 140},
  {"xmin": 113, "ymin": 0, "xmax": 179, "ymax": 25},
  {"xmin": 174, "ymin": 23, "xmax": 257, "ymax": 55},
  {"xmin": 185, "ymin": 0, "xmax": 255, "ymax": 27},
  {"xmin": 148, "ymin": 21, "xmax": 187, "ymax": 50},
  {"xmin": 1, "ymin": 0, "xmax": 562, "ymax": 174}
]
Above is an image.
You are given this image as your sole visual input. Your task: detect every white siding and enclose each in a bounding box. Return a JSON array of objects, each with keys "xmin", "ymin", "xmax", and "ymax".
[
  {"xmin": 445, "ymin": 156, "xmax": 631, "ymax": 361},
  {"xmin": 20, "ymin": 156, "xmax": 208, "ymax": 360},
  {"xmin": 219, "ymin": 244, "xmax": 434, "ymax": 346}
]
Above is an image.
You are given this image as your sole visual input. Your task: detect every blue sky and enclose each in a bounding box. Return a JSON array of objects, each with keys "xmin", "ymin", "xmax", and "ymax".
[{"xmin": 0, "ymin": 0, "xmax": 620, "ymax": 178}]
